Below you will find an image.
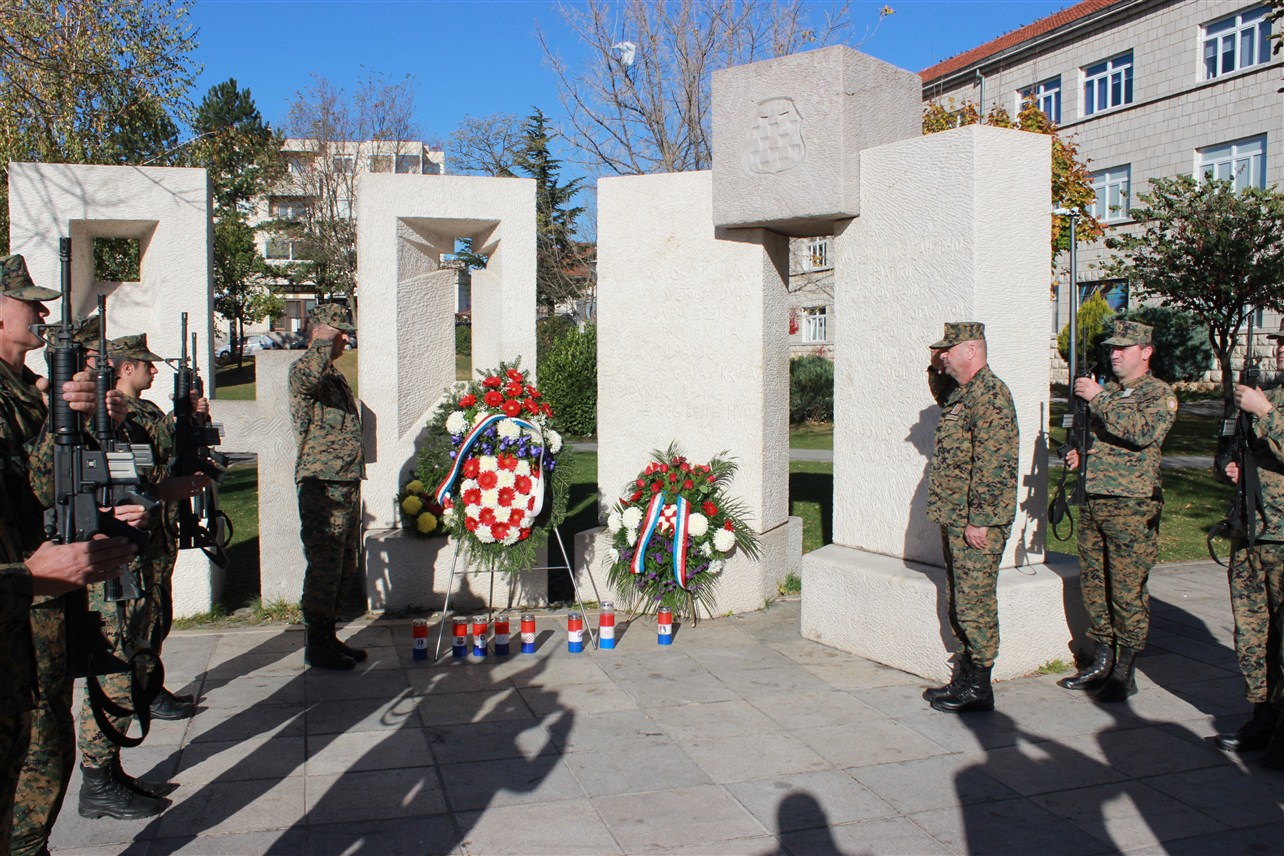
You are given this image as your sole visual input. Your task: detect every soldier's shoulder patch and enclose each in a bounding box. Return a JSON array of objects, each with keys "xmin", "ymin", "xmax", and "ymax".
[{"xmin": 1166, "ymin": 396, "xmax": 1178, "ymax": 412}]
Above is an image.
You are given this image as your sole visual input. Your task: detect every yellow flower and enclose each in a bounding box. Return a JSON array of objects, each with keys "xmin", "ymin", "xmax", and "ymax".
[
  {"xmin": 405, "ymin": 479, "xmax": 425, "ymax": 495},
  {"xmin": 417, "ymin": 512, "xmax": 438, "ymax": 534},
  {"xmin": 402, "ymin": 495, "xmax": 423, "ymax": 516}
]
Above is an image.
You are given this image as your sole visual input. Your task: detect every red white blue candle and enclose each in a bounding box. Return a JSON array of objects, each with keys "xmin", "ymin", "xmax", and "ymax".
[
  {"xmin": 452, "ymin": 618, "xmax": 468, "ymax": 658},
  {"xmin": 567, "ymin": 612, "xmax": 584, "ymax": 653},
  {"xmin": 598, "ymin": 603, "xmax": 616, "ymax": 649},
  {"xmin": 494, "ymin": 614, "xmax": 511, "ymax": 656},
  {"xmin": 520, "ymin": 614, "xmax": 537, "ymax": 654},
  {"xmin": 472, "ymin": 615, "xmax": 489, "ymax": 658},
  {"xmin": 412, "ymin": 618, "xmax": 428, "ymax": 661},
  {"xmin": 657, "ymin": 607, "xmax": 673, "ymax": 645}
]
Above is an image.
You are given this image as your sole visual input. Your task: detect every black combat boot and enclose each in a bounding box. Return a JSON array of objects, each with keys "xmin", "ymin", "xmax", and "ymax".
[
  {"xmin": 305, "ymin": 622, "xmax": 355, "ymax": 670},
  {"xmin": 930, "ymin": 662, "xmax": 995, "ymax": 713},
  {"xmin": 1217, "ymin": 703, "xmax": 1281, "ymax": 753},
  {"xmin": 329, "ymin": 620, "xmax": 368, "ymax": 663},
  {"xmin": 1096, "ymin": 645, "xmax": 1139, "ymax": 703},
  {"xmin": 78, "ymin": 763, "xmax": 168, "ymax": 819},
  {"xmin": 1057, "ymin": 641, "xmax": 1115, "ymax": 691},
  {"xmin": 923, "ymin": 652, "xmax": 971, "ymax": 702},
  {"xmin": 150, "ymin": 687, "xmax": 197, "ymax": 721},
  {"xmin": 112, "ymin": 756, "xmax": 178, "ymax": 799},
  {"xmin": 1260, "ymin": 713, "xmax": 1284, "ymax": 770}
]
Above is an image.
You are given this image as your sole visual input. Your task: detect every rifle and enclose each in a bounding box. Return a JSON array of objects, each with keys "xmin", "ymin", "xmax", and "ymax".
[
  {"xmin": 1208, "ymin": 312, "xmax": 1267, "ymax": 564},
  {"xmin": 39, "ymin": 237, "xmax": 162, "ymax": 746},
  {"xmin": 1049, "ymin": 220, "xmax": 1089, "ymax": 540},
  {"xmin": 170, "ymin": 312, "xmax": 232, "ymax": 566}
]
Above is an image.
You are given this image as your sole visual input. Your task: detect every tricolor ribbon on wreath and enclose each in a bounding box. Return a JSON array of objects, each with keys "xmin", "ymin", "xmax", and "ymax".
[
  {"xmin": 631, "ymin": 492, "xmax": 693, "ymax": 589},
  {"xmin": 434, "ymin": 413, "xmax": 547, "ymax": 518}
]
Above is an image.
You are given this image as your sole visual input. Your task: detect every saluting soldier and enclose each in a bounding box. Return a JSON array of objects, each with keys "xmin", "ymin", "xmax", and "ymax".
[
  {"xmin": 1217, "ymin": 321, "xmax": 1284, "ymax": 767},
  {"xmin": 290, "ymin": 303, "xmax": 366, "ymax": 670},
  {"xmin": 1059, "ymin": 320, "xmax": 1178, "ymax": 702},
  {"xmin": 922, "ymin": 321, "xmax": 1019, "ymax": 714}
]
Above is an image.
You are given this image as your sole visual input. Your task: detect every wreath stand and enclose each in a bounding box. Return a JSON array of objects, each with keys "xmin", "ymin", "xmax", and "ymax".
[{"xmin": 433, "ymin": 527, "xmax": 604, "ymax": 660}]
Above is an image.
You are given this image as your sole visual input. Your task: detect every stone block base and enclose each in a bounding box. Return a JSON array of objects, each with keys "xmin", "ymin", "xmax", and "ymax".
[
  {"xmin": 575, "ymin": 517, "xmax": 804, "ymax": 618},
  {"xmin": 801, "ymin": 546, "xmax": 1084, "ymax": 682},
  {"xmin": 171, "ymin": 551, "xmax": 222, "ymax": 619},
  {"xmin": 364, "ymin": 528, "xmax": 549, "ymax": 612}
]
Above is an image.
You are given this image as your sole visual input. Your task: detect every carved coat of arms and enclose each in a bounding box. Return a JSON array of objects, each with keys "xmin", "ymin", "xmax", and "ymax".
[{"xmin": 743, "ymin": 97, "xmax": 805, "ymax": 175}]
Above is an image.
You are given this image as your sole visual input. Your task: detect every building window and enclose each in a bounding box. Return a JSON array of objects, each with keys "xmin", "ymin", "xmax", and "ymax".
[
  {"xmin": 803, "ymin": 306, "xmax": 828, "ymax": 343},
  {"xmin": 286, "ymin": 154, "xmax": 314, "ymax": 175},
  {"xmin": 369, "ymin": 154, "xmax": 393, "ymax": 173},
  {"xmin": 271, "ymin": 198, "xmax": 312, "ymax": 220},
  {"xmin": 806, "ymin": 237, "xmax": 831, "ymax": 271},
  {"xmin": 265, "ymin": 237, "xmax": 310, "ymax": 261},
  {"xmin": 1082, "ymin": 52, "xmax": 1133, "ymax": 116},
  {"xmin": 332, "ymin": 156, "xmax": 354, "ymax": 174},
  {"xmin": 395, "ymin": 154, "xmax": 421, "ymax": 174},
  {"xmin": 1199, "ymin": 135, "xmax": 1267, "ymax": 190},
  {"xmin": 1089, "ymin": 166, "xmax": 1131, "ymax": 222},
  {"xmin": 1203, "ymin": 7, "xmax": 1272, "ymax": 79},
  {"xmin": 1018, "ymin": 76, "xmax": 1061, "ymax": 123}
]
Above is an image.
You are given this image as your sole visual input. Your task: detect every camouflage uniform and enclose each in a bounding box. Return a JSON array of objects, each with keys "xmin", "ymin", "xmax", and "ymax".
[
  {"xmin": 1076, "ymin": 331, "xmax": 1177, "ymax": 652},
  {"xmin": 926, "ymin": 324, "xmax": 1019, "ymax": 669},
  {"xmin": 289, "ymin": 306, "xmax": 364, "ymax": 627},
  {"xmin": 1227, "ymin": 383, "xmax": 1284, "ymax": 707},
  {"xmin": 77, "ymin": 336, "xmax": 172, "ymax": 768}
]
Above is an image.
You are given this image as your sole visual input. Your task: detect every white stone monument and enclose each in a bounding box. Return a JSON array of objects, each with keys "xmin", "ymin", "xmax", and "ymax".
[{"xmin": 8, "ymin": 162, "xmax": 222, "ymax": 616}]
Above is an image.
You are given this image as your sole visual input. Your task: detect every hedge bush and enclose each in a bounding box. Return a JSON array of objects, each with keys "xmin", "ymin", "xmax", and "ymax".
[
  {"xmin": 537, "ymin": 315, "xmax": 576, "ymax": 360},
  {"xmin": 790, "ymin": 355, "xmax": 834, "ymax": 423},
  {"xmin": 455, "ymin": 323, "xmax": 471, "ymax": 357},
  {"xmin": 1057, "ymin": 292, "xmax": 1115, "ymax": 376},
  {"xmin": 539, "ymin": 323, "xmax": 596, "ymax": 436}
]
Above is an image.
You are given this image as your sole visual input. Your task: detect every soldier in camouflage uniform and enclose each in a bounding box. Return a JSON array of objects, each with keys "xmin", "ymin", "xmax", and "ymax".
[
  {"xmin": 290, "ymin": 303, "xmax": 366, "ymax": 670},
  {"xmin": 0, "ymin": 255, "xmax": 140, "ymax": 855},
  {"xmin": 74, "ymin": 333, "xmax": 210, "ymax": 821},
  {"xmin": 1216, "ymin": 322, "xmax": 1284, "ymax": 766},
  {"xmin": 1059, "ymin": 320, "xmax": 1177, "ymax": 702},
  {"xmin": 922, "ymin": 322, "xmax": 1019, "ymax": 714}
]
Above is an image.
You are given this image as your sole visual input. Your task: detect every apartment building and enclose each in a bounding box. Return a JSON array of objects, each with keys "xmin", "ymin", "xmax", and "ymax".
[{"xmin": 919, "ymin": 0, "xmax": 1282, "ymax": 346}]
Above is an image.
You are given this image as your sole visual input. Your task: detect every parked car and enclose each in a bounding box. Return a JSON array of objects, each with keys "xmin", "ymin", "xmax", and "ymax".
[{"xmin": 215, "ymin": 334, "xmax": 281, "ymax": 361}]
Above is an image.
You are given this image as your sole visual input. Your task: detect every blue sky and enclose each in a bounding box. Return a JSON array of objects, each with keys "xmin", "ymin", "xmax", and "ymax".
[{"xmin": 189, "ymin": 0, "xmax": 1073, "ymax": 161}]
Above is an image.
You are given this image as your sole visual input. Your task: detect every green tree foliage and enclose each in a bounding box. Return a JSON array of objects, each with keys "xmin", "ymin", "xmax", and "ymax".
[
  {"xmin": 539, "ymin": 324, "xmax": 597, "ymax": 436},
  {"xmin": 0, "ymin": 0, "xmax": 197, "ymax": 252},
  {"xmin": 789, "ymin": 355, "xmax": 834, "ymax": 424},
  {"xmin": 923, "ymin": 98, "xmax": 1100, "ymax": 258},
  {"xmin": 1117, "ymin": 305, "xmax": 1213, "ymax": 383},
  {"xmin": 1057, "ymin": 292, "xmax": 1115, "ymax": 377},
  {"xmin": 1104, "ymin": 176, "xmax": 1284, "ymax": 401},
  {"xmin": 213, "ymin": 215, "xmax": 283, "ymax": 367},
  {"xmin": 536, "ymin": 315, "xmax": 576, "ymax": 360}
]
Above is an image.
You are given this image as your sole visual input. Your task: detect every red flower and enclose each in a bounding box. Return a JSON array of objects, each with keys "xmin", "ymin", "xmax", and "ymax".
[
  {"xmin": 465, "ymin": 518, "xmax": 478, "ymax": 532},
  {"xmin": 478, "ymin": 471, "xmax": 498, "ymax": 490},
  {"xmin": 502, "ymin": 399, "xmax": 522, "ymax": 417},
  {"xmin": 484, "ymin": 390, "xmax": 504, "ymax": 407},
  {"xmin": 524, "ymin": 398, "xmax": 539, "ymax": 414},
  {"xmin": 519, "ymin": 527, "xmax": 531, "ymax": 540},
  {"xmin": 506, "ymin": 369, "xmax": 524, "ymax": 382},
  {"xmin": 498, "ymin": 487, "xmax": 516, "ymax": 507},
  {"xmin": 635, "ymin": 478, "xmax": 645, "ymax": 487},
  {"xmin": 505, "ymin": 382, "xmax": 524, "ymax": 398},
  {"xmin": 459, "ymin": 393, "xmax": 477, "ymax": 407},
  {"xmin": 707, "ymin": 475, "xmax": 716, "ymax": 483},
  {"xmin": 631, "ymin": 491, "xmax": 643, "ymax": 502},
  {"xmin": 515, "ymin": 475, "xmax": 532, "ymax": 493},
  {"xmin": 668, "ymin": 473, "xmax": 677, "ymax": 483},
  {"xmin": 683, "ymin": 479, "xmax": 694, "ymax": 490},
  {"xmin": 651, "ymin": 484, "xmax": 661, "ymax": 493},
  {"xmin": 526, "ymin": 386, "xmax": 541, "ymax": 399},
  {"xmin": 702, "ymin": 502, "xmax": 718, "ymax": 517},
  {"xmin": 483, "ymin": 375, "xmax": 502, "ymax": 389},
  {"xmin": 509, "ymin": 508, "xmax": 526, "ymax": 525},
  {"xmin": 680, "ymin": 463, "xmax": 691, "ymax": 473},
  {"xmin": 462, "ymin": 488, "xmax": 482, "ymax": 506},
  {"xmin": 498, "ymin": 455, "xmax": 519, "ymax": 471},
  {"xmin": 660, "ymin": 464, "xmax": 669, "ymax": 473},
  {"xmin": 463, "ymin": 459, "xmax": 481, "ymax": 478},
  {"xmin": 479, "ymin": 507, "xmax": 496, "ymax": 524},
  {"xmin": 442, "ymin": 499, "xmax": 454, "ymax": 510},
  {"xmin": 541, "ymin": 402, "xmax": 552, "ymax": 416},
  {"xmin": 724, "ymin": 519, "xmax": 735, "ymax": 531},
  {"xmin": 492, "ymin": 522, "xmax": 510, "ymax": 540}
]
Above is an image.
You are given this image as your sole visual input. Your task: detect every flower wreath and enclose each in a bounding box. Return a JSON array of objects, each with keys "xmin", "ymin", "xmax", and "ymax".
[
  {"xmin": 416, "ymin": 361, "xmax": 572, "ymax": 574},
  {"xmin": 398, "ymin": 481, "xmax": 446, "ymax": 536},
  {"xmin": 604, "ymin": 443, "xmax": 760, "ymax": 619}
]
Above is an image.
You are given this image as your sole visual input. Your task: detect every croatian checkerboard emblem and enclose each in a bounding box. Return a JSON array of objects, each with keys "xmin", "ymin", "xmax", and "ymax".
[{"xmin": 744, "ymin": 97, "xmax": 805, "ymax": 175}]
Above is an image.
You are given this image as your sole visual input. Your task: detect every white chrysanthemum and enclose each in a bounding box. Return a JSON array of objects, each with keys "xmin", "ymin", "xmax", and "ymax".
[
  {"xmin": 546, "ymin": 429, "xmax": 563, "ymax": 454},
  {"xmin": 713, "ymin": 529, "xmax": 736, "ymax": 553},
  {"xmin": 709, "ymin": 559, "xmax": 725, "ymax": 574},
  {"xmin": 445, "ymin": 411, "xmax": 468, "ymax": 435},
  {"xmin": 496, "ymin": 470, "xmax": 516, "ymax": 490},
  {"xmin": 606, "ymin": 547, "xmax": 620, "ymax": 564},
  {"xmin": 626, "ymin": 529, "xmax": 638, "ymax": 546},
  {"xmin": 687, "ymin": 513, "xmax": 709, "ymax": 537},
  {"xmin": 497, "ymin": 419, "xmax": 520, "ymax": 440},
  {"xmin": 622, "ymin": 506, "xmax": 643, "ymax": 530},
  {"xmin": 473, "ymin": 411, "xmax": 489, "ymax": 427},
  {"xmin": 502, "ymin": 528, "xmax": 522, "ymax": 546},
  {"xmin": 465, "ymin": 503, "xmax": 480, "ymax": 520},
  {"xmin": 700, "ymin": 542, "xmax": 714, "ymax": 557},
  {"xmin": 475, "ymin": 524, "xmax": 495, "ymax": 543},
  {"xmin": 481, "ymin": 489, "xmax": 500, "ymax": 509},
  {"xmin": 516, "ymin": 459, "xmax": 531, "ymax": 477},
  {"xmin": 607, "ymin": 510, "xmax": 623, "ymax": 533},
  {"xmin": 442, "ymin": 507, "xmax": 456, "ymax": 524},
  {"xmin": 461, "ymin": 478, "xmax": 479, "ymax": 494}
]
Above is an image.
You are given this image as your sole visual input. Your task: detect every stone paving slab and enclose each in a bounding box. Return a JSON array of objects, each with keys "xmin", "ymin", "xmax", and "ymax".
[{"xmin": 49, "ymin": 563, "xmax": 1284, "ymax": 855}]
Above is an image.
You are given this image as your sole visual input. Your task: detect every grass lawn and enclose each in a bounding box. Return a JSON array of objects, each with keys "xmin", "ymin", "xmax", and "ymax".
[
  {"xmin": 1050, "ymin": 400, "xmax": 1221, "ymax": 458},
  {"xmin": 457, "ymin": 353, "xmax": 471, "ymax": 381},
  {"xmin": 790, "ymin": 423, "xmax": 834, "ymax": 450}
]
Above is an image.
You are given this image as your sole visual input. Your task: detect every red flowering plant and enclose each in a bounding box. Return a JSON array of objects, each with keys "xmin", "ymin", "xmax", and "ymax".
[
  {"xmin": 415, "ymin": 361, "xmax": 571, "ymax": 574},
  {"xmin": 605, "ymin": 443, "xmax": 760, "ymax": 619}
]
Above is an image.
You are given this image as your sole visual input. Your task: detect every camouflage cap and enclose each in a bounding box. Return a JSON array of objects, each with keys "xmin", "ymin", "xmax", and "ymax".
[
  {"xmin": 1102, "ymin": 320, "xmax": 1153, "ymax": 347},
  {"xmin": 309, "ymin": 303, "xmax": 355, "ymax": 332},
  {"xmin": 106, "ymin": 333, "xmax": 165, "ymax": 362},
  {"xmin": 72, "ymin": 314, "xmax": 102, "ymax": 348},
  {"xmin": 929, "ymin": 321, "xmax": 986, "ymax": 350},
  {"xmin": 0, "ymin": 254, "xmax": 60, "ymax": 302}
]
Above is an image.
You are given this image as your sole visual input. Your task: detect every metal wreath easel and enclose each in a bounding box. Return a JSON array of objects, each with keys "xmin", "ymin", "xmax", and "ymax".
[{"xmin": 433, "ymin": 527, "xmax": 604, "ymax": 660}]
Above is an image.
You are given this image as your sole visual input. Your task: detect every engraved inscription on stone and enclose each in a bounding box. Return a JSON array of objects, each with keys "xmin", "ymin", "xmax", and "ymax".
[{"xmin": 743, "ymin": 97, "xmax": 805, "ymax": 175}]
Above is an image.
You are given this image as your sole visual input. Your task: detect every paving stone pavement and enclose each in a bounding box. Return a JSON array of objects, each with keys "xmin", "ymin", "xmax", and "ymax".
[{"xmin": 49, "ymin": 560, "xmax": 1284, "ymax": 855}]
